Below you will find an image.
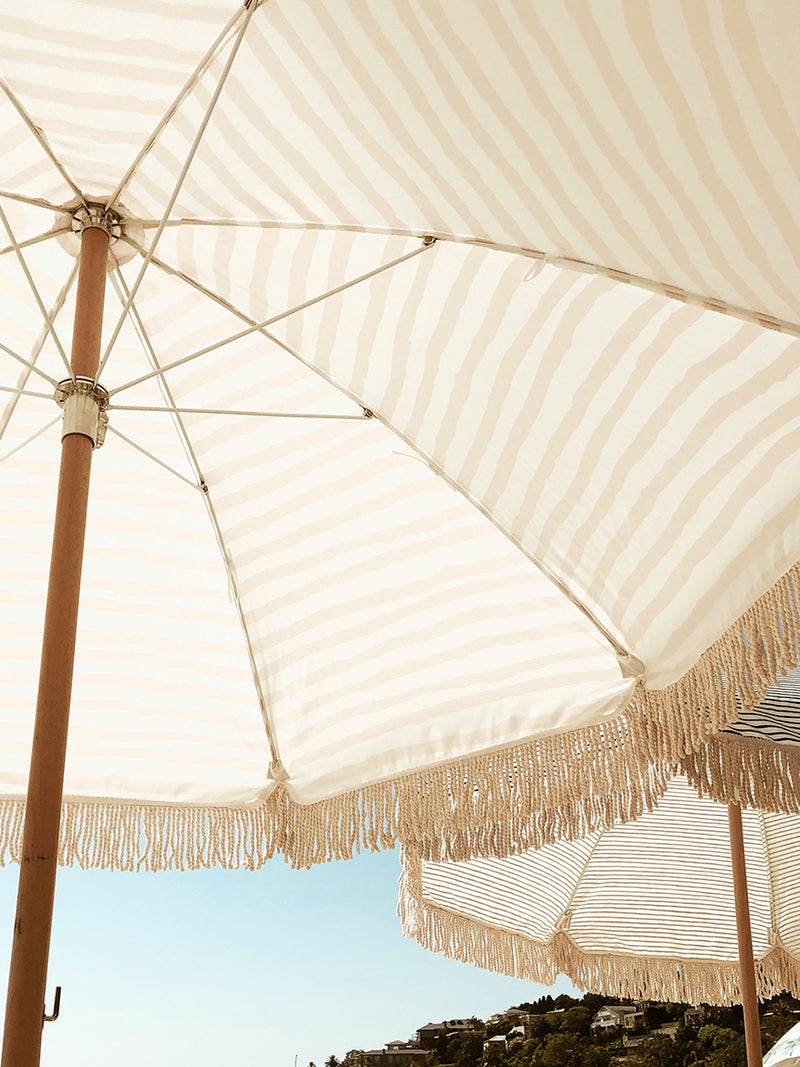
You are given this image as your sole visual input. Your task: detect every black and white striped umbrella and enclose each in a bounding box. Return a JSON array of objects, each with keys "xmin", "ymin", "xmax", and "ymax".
[{"xmin": 683, "ymin": 667, "xmax": 800, "ymax": 815}]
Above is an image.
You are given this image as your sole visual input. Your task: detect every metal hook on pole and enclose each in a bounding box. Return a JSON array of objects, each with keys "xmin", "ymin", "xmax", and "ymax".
[{"xmin": 42, "ymin": 987, "xmax": 61, "ymax": 1025}]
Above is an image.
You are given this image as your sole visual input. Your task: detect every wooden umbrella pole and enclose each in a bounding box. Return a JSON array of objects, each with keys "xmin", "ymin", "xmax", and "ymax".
[
  {"xmin": 2, "ymin": 225, "xmax": 109, "ymax": 1067},
  {"xmin": 728, "ymin": 803, "xmax": 764, "ymax": 1067}
]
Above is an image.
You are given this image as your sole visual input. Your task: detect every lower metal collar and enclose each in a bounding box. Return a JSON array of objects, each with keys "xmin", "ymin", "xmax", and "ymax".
[{"xmin": 55, "ymin": 377, "xmax": 110, "ymax": 449}]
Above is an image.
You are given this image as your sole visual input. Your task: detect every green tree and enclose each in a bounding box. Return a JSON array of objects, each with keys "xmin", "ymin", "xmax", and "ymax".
[
  {"xmin": 704, "ymin": 1005, "xmax": 744, "ymax": 1031},
  {"xmin": 539, "ymin": 1032, "xmax": 590, "ymax": 1067},
  {"xmin": 485, "ymin": 1016, "xmax": 515, "ymax": 1039},
  {"xmin": 451, "ymin": 1031, "xmax": 483, "ymax": 1067},
  {"xmin": 643, "ymin": 1003, "xmax": 670, "ymax": 1029},
  {"xmin": 760, "ymin": 999, "xmax": 800, "ymax": 1049},
  {"xmin": 432, "ymin": 1031, "xmax": 449, "ymax": 1063},
  {"xmin": 517, "ymin": 996, "xmax": 554, "ymax": 1014},
  {"xmin": 629, "ymin": 1035, "xmax": 685, "ymax": 1067},
  {"xmin": 554, "ymin": 994, "xmax": 578, "ymax": 1011},
  {"xmin": 525, "ymin": 1015, "xmax": 555, "ymax": 1045},
  {"xmin": 697, "ymin": 1024, "xmax": 740, "ymax": 1051},
  {"xmin": 507, "ymin": 1037, "xmax": 538, "ymax": 1067},
  {"xmin": 482, "ymin": 1041, "xmax": 506, "ymax": 1067},
  {"xmin": 558, "ymin": 1007, "xmax": 591, "ymax": 1036},
  {"xmin": 663, "ymin": 1002, "xmax": 690, "ymax": 1021},
  {"xmin": 583, "ymin": 1046, "xmax": 610, "ymax": 1067},
  {"xmin": 706, "ymin": 1034, "xmax": 746, "ymax": 1067}
]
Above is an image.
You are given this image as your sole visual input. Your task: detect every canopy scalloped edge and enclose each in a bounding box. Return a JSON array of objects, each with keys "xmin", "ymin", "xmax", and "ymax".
[
  {"xmin": 0, "ymin": 561, "xmax": 797, "ymax": 871},
  {"xmin": 398, "ymin": 851, "xmax": 800, "ymax": 1008},
  {"xmin": 682, "ymin": 734, "xmax": 800, "ymax": 816}
]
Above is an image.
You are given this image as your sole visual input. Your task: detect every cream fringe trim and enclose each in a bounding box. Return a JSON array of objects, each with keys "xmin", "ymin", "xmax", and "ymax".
[
  {"xmin": 398, "ymin": 853, "xmax": 800, "ymax": 1007},
  {"xmin": 682, "ymin": 733, "xmax": 800, "ymax": 814},
  {"xmin": 0, "ymin": 564, "xmax": 797, "ymax": 871}
]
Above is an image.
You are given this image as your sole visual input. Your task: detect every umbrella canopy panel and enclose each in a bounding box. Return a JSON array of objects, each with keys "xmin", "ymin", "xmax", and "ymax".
[
  {"xmin": 399, "ymin": 777, "xmax": 800, "ymax": 1006},
  {"xmin": 0, "ymin": 0, "xmax": 799, "ymax": 868},
  {"xmin": 764, "ymin": 1021, "xmax": 800, "ymax": 1067},
  {"xmin": 0, "ymin": 209, "xmax": 637, "ymax": 869}
]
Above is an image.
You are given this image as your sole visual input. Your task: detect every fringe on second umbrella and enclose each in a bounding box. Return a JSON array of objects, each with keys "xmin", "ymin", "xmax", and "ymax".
[
  {"xmin": 397, "ymin": 849, "xmax": 800, "ymax": 1008},
  {"xmin": 682, "ymin": 732, "xmax": 800, "ymax": 814}
]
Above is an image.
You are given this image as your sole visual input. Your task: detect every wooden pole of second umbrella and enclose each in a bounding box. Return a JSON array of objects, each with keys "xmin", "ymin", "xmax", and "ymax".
[
  {"xmin": 1, "ymin": 224, "xmax": 109, "ymax": 1067},
  {"xmin": 728, "ymin": 803, "xmax": 764, "ymax": 1067}
]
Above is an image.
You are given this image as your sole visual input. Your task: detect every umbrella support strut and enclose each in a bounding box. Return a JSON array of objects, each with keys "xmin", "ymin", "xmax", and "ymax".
[
  {"xmin": 728, "ymin": 803, "xmax": 763, "ymax": 1067},
  {"xmin": 1, "ymin": 225, "xmax": 109, "ymax": 1067}
]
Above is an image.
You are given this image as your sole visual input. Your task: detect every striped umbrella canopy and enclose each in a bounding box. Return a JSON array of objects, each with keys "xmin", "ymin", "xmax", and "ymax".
[
  {"xmin": 4, "ymin": 3, "xmax": 800, "ymax": 1060},
  {"xmin": 1, "ymin": 1, "xmax": 799, "ymax": 873},
  {"xmin": 399, "ymin": 775, "xmax": 800, "ymax": 1008}
]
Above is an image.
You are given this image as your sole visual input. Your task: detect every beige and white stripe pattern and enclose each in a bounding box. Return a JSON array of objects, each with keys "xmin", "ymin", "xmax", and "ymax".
[
  {"xmin": 125, "ymin": 1, "xmax": 800, "ymax": 319},
  {"xmin": 0, "ymin": 0, "xmax": 799, "ymax": 867},
  {"xmin": 400, "ymin": 777, "xmax": 800, "ymax": 1006}
]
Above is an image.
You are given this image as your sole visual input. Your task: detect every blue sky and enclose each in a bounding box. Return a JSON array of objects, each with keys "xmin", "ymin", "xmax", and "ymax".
[{"xmin": 0, "ymin": 849, "xmax": 577, "ymax": 1067}]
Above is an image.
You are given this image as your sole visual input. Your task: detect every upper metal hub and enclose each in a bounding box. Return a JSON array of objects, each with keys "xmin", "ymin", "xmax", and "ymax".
[
  {"xmin": 55, "ymin": 198, "xmax": 142, "ymax": 265},
  {"xmin": 70, "ymin": 204, "xmax": 123, "ymax": 242}
]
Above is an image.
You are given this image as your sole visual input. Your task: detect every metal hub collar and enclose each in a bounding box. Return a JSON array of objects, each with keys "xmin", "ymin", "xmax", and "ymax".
[
  {"xmin": 70, "ymin": 204, "xmax": 123, "ymax": 242},
  {"xmin": 56, "ymin": 199, "xmax": 142, "ymax": 265},
  {"xmin": 55, "ymin": 377, "xmax": 110, "ymax": 449}
]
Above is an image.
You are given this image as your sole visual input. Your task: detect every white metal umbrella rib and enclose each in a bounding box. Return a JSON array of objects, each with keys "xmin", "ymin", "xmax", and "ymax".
[
  {"xmin": 196, "ymin": 481, "xmax": 287, "ymax": 782},
  {"xmin": 97, "ymin": 3, "xmax": 257, "ymax": 381},
  {"xmin": 0, "ymin": 80, "xmax": 86, "ymax": 206},
  {"xmin": 107, "ymin": 237, "xmax": 435, "ymax": 396},
  {"xmin": 106, "ymin": 248, "xmax": 641, "ymax": 667},
  {"xmin": 103, "ymin": 425, "xmax": 202, "ymax": 492},
  {"xmin": 106, "ymin": 6, "xmax": 249, "ymax": 211},
  {"xmin": 0, "ymin": 342, "xmax": 59, "ymax": 389},
  {"xmin": 109, "ymin": 404, "xmax": 370, "ymax": 420},
  {"xmin": 0, "ymin": 190, "xmax": 64, "ymax": 213},
  {"xmin": 106, "ymin": 262, "xmax": 285, "ymax": 776},
  {"xmin": 263, "ymin": 329, "xmax": 643, "ymax": 671},
  {"xmin": 0, "ymin": 228, "xmax": 68, "ymax": 260},
  {"xmin": 0, "ymin": 415, "xmax": 59, "ymax": 466},
  {"xmin": 0, "ymin": 260, "xmax": 79, "ymax": 442},
  {"xmin": 135, "ymin": 218, "xmax": 800, "ymax": 337},
  {"xmin": 0, "ymin": 385, "xmax": 51, "ymax": 401},
  {"xmin": 0, "ymin": 203, "xmax": 72, "ymax": 377}
]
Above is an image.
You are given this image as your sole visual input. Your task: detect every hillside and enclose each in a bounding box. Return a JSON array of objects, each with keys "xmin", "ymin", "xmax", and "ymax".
[{"xmin": 324, "ymin": 991, "xmax": 800, "ymax": 1067}]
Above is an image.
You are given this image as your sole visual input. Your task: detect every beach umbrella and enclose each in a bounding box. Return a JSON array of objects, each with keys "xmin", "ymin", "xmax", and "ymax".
[
  {"xmin": 2, "ymin": 1, "xmax": 800, "ymax": 1063},
  {"xmin": 399, "ymin": 776, "xmax": 800, "ymax": 1066},
  {"xmin": 400, "ymin": 666, "xmax": 800, "ymax": 1066},
  {"xmin": 764, "ymin": 1021, "xmax": 800, "ymax": 1067}
]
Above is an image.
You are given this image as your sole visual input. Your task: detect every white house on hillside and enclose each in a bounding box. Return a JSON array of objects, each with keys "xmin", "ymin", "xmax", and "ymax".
[{"xmin": 591, "ymin": 1005, "xmax": 644, "ymax": 1032}]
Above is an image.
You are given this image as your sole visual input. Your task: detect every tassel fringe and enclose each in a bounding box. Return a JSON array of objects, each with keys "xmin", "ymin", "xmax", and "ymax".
[
  {"xmin": 682, "ymin": 733, "xmax": 800, "ymax": 814},
  {"xmin": 398, "ymin": 852, "xmax": 800, "ymax": 1007},
  {"xmin": 0, "ymin": 564, "xmax": 798, "ymax": 871}
]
